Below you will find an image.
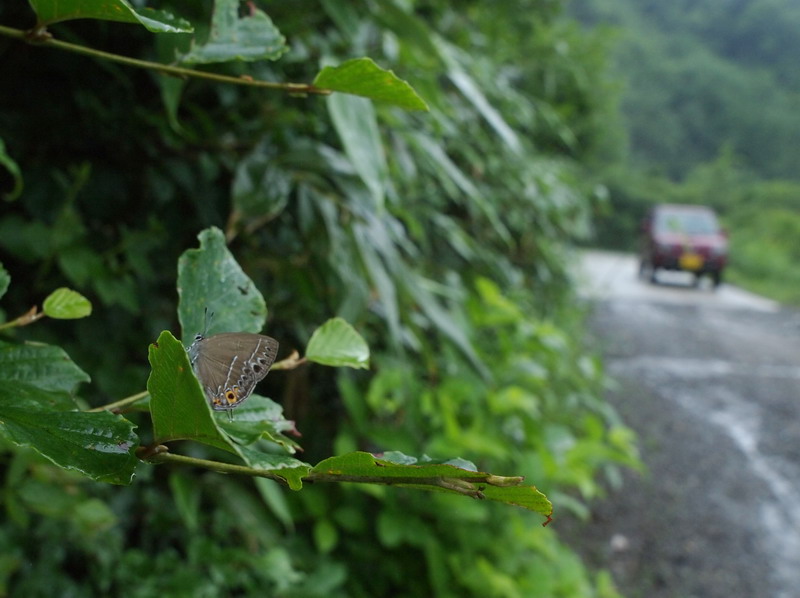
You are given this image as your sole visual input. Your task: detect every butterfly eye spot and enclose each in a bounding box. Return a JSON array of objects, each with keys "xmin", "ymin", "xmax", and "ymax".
[{"xmin": 253, "ymin": 364, "xmax": 262, "ymax": 373}]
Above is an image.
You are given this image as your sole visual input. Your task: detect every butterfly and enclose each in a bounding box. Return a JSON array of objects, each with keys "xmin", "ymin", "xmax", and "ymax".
[{"xmin": 188, "ymin": 331, "xmax": 279, "ymax": 413}]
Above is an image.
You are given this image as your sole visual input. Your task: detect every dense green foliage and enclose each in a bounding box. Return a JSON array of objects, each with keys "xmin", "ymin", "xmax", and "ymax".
[{"xmin": 0, "ymin": 1, "xmax": 637, "ymax": 595}]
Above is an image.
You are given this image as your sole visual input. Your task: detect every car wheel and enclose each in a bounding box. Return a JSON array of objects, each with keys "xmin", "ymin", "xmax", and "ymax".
[{"xmin": 711, "ymin": 270, "xmax": 723, "ymax": 288}]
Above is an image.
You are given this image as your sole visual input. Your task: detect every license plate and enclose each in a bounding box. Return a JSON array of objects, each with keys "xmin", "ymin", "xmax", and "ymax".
[{"xmin": 679, "ymin": 252, "xmax": 704, "ymax": 271}]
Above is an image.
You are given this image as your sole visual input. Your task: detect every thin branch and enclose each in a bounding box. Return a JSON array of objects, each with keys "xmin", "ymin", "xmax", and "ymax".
[
  {"xmin": 139, "ymin": 449, "xmax": 292, "ymax": 483},
  {"xmin": 271, "ymin": 350, "xmax": 306, "ymax": 371},
  {"xmin": 0, "ymin": 306, "xmax": 45, "ymax": 331},
  {"xmin": 307, "ymin": 471, "xmax": 491, "ymax": 498},
  {"xmin": 139, "ymin": 448, "xmax": 517, "ymax": 499},
  {"xmin": 0, "ymin": 24, "xmax": 332, "ymax": 96},
  {"xmin": 87, "ymin": 390, "xmax": 150, "ymax": 413}
]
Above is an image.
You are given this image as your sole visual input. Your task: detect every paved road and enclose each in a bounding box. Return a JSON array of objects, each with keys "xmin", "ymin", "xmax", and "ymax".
[{"xmin": 562, "ymin": 250, "xmax": 800, "ymax": 598}]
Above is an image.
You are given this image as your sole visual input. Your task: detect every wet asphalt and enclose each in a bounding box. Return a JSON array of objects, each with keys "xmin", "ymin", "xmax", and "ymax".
[{"xmin": 560, "ymin": 250, "xmax": 800, "ymax": 598}]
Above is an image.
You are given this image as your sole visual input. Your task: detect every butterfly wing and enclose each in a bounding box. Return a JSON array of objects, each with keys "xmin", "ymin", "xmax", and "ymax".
[{"xmin": 191, "ymin": 333, "xmax": 279, "ymax": 411}]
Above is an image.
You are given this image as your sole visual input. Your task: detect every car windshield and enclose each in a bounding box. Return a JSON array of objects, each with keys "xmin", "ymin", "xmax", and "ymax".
[{"xmin": 654, "ymin": 209, "xmax": 719, "ymax": 235}]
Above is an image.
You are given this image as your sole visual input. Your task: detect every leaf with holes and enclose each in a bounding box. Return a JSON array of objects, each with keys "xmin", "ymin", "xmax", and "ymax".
[
  {"xmin": 177, "ymin": 227, "xmax": 268, "ymax": 344},
  {"xmin": 180, "ymin": 0, "xmax": 287, "ymax": 64}
]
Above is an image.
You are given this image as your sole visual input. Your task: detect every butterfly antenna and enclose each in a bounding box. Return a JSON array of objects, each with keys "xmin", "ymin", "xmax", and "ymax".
[{"xmin": 202, "ymin": 307, "xmax": 215, "ymax": 336}]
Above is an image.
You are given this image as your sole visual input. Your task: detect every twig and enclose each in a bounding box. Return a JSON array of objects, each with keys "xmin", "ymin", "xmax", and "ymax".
[
  {"xmin": 0, "ymin": 24, "xmax": 332, "ymax": 96},
  {"xmin": 139, "ymin": 448, "xmax": 521, "ymax": 499},
  {"xmin": 271, "ymin": 350, "xmax": 306, "ymax": 371},
  {"xmin": 0, "ymin": 306, "xmax": 45, "ymax": 330},
  {"xmin": 87, "ymin": 390, "xmax": 150, "ymax": 413},
  {"xmin": 139, "ymin": 449, "xmax": 292, "ymax": 483}
]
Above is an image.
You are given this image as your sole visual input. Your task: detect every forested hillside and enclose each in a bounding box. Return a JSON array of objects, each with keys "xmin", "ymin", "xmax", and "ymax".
[
  {"xmin": 571, "ymin": 0, "xmax": 800, "ymax": 180},
  {"xmin": 570, "ymin": 0, "xmax": 800, "ymax": 303}
]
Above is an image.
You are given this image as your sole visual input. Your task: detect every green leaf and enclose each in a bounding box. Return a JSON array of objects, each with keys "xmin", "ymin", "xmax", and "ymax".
[
  {"xmin": 0, "ymin": 339, "xmax": 90, "ymax": 395},
  {"xmin": 169, "ymin": 472, "xmax": 200, "ymax": 531},
  {"xmin": 380, "ymin": 451, "xmax": 478, "ymax": 471},
  {"xmin": 233, "ymin": 445, "xmax": 310, "ymax": 491},
  {"xmin": 156, "ymin": 64, "xmax": 187, "ymax": 132},
  {"xmin": 0, "ymin": 388, "xmax": 138, "ymax": 485},
  {"xmin": 180, "ymin": 0, "xmax": 287, "ymax": 64},
  {"xmin": 327, "ymin": 94, "xmax": 387, "ymax": 209},
  {"xmin": 27, "ymin": 0, "xmax": 193, "ymax": 33},
  {"xmin": 406, "ymin": 274, "xmax": 489, "ymax": 379},
  {"xmin": 0, "ymin": 139, "xmax": 23, "ymax": 202},
  {"xmin": 314, "ymin": 518, "xmax": 339, "ymax": 553},
  {"xmin": 133, "ymin": 7, "xmax": 194, "ymax": 34},
  {"xmin": 409, "ymin": 132, "xmax": 510, "ymax": 244},
  {"xmin": 0, "ymin": 381, "xmax": 80, "ymax": 412},
  {"xmin": 216, "ymin": 395, "xmax": 303, "ymax": 454},
  {"xmin": 72, "ymin": 498, "xmax": 117, "ymax": 535},
  {"xmin": 310, "ymin": 452, "xmax": 553, "ymax": 519},
  {"xmin": 42, "ymin": 287, "xmax": 92, "ymax": 320},
  {"xmin": 147, "ymin": 330, "xmax": 233, "ymax": 453},
  {"xmin": 232, "ymin": 153, "xmax": 292, "ymax": 224},
  {"xmin": 428, "ymin": 36, "xmax": 520, "ymax": 151},
  {"xmin": 313, "ymin": 58, "xmax": 429, "ymax": 111},
  {"xmin": 177, "ymin": 227, "xmax": 268, "ymax": 344},
  {"xmin": 305, "ymin": 317, "xmax": 370, "ymax": 369},
  {"xmin": 448, "ymin": 69, "xmax": 521, "ymax": 153},
  {"xmin": 351, "ymin": 223, "xmax": 402, "ymax": 348},
  {"xmin": 254, "ymin": 477, "xmax": 294, "ymax": 529},
  {"xmin": 0, "ymin": 261, "xmax": 9, "ymax": 301},
  {"xmin": 213, "ymin": 398, "xmax": 310, "ymax": 488}
]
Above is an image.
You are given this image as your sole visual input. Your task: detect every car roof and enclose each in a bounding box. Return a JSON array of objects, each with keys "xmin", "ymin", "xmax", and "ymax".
[{"xmin": 653, "ymin": 203, "xmax": 716, "ymax": 214}]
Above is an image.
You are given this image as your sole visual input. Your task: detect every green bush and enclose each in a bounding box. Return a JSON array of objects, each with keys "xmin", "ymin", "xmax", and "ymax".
[
  {"xmin": 725, "ymin": 207, "xmax": 800, "ymax": 304},
  {"xmin": 0, "ymin": 1, "xmax": 635, "ymax": 595}
]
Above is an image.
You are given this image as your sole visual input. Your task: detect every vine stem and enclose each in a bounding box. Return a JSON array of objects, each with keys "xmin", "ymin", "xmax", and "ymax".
[
  {"xmin": 138, "ymin": 449, "xmax": 292, "ymax": 481},
  {"xmin": 0, "ymin": 24, "xmax": 332, "ymax": 95},
  {"xmin": 87, "ymin": 390, "xmax": 149, "ymax": 413},
  {"xmin": 138, "ymin": 449, "xmax": 517, "ymax": 499},
  {"xmin": 0, "ymin": 306, "xmax": 45, "ymax": 330}
]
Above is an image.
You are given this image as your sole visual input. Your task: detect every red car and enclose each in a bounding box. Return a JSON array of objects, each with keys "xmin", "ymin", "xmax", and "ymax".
[{"xmin": 639, "ymin": 204, "xmax": 728, "ymax": 287}]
